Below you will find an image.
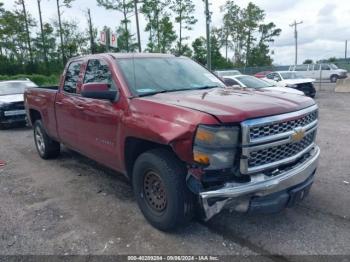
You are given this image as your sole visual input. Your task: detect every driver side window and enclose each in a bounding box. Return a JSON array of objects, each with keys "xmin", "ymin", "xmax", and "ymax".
[
  {"xmin": 266, "ymin": 73, "xmax": 274, "ymax": 80},
  {"xmin": 84, "ymin": 59, "xmax": 117, "ymax": 90}
]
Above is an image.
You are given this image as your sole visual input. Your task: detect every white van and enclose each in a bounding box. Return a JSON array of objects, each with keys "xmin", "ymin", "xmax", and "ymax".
[{"xmin": 289, "ymin": 64, "xmax": 347, "ymax": 83}]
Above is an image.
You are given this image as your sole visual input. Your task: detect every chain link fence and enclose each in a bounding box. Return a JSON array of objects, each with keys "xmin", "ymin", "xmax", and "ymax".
[
  {"xmin": 230, "ymin": 62, "xmax": 350, "ymax": 76},
  {"xmin": 224, "ymin": 61, "xmax": 350, "ymax": 91}
]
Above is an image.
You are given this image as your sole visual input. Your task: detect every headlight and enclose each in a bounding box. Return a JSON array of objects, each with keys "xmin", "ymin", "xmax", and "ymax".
[
  {"xmin": 194, "ymin": 125, "xmax": 239, "ymax": 148},
  {"xmin": 193, "ymin": 125, "xmax": 240, "ymax": 169},
  {"xmin": 286, "ymin": 84, "xmax": 298, "ymax": 88}
]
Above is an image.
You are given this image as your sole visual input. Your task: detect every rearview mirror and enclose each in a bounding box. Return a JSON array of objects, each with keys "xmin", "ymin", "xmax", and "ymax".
[{"xmin": 81, "ymin": 83, "xmax": 118, "ymax": 101}]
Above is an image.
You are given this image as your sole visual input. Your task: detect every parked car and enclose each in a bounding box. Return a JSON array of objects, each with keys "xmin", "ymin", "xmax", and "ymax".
[
  {"xmin": 214, "ymin": 70, "xmax": 241, "ymax": 77},
  {"xmin": 0, "ymin": 80, "xmax": 37, "ymax": 128},
  {"xmin": 254, "ymin": 70, "xmax": 272, "ymax": 78},
  {"xmin": 25, "ymin": 53, "xmax": 320, "ymax": 231},
  {"xmin": 223, "ymin": 75, "xmax": 304, "ymax": 96},
  {"xmin": 263, "ymin": 71, "xmax": 316, "ymax": 98},
  {"xmin": 289, "ymin": 63, "xmax": 347, "ymax": 83}
]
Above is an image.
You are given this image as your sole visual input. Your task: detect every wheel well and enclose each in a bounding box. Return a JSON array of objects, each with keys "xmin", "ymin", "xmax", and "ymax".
[
  {"xmin": 330, "ymin": 74, "xmax": 338, "ymax": 79},
  {"xmin": 29, "ymin": 109, "xmax": 42, "ymax": 125},
  {"xmin": 124, "ymin": 137, "xmax": 173, "ymax": 178}
]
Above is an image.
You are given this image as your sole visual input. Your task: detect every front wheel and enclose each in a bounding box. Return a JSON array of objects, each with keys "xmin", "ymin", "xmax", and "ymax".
[
  {"xmin": 132, "ymin": 149, "xmax": 194, "ymax": 231},
  {"xmin": 34, "ymin": 120, "xmax": 60, "ymax": 159},
  {"xmin": 330, "ymin": 75, "xmax": 338, "ymax": 83}
]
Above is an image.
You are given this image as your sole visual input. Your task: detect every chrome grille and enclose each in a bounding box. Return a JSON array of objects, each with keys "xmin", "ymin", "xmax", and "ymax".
[
  {"xmin": 250, "ymin": 110, "xmax": 317, "ymax": 141},
  {"xmin": 248, "ymin": 130, "xmax": 316, "ymax": 168},
  {"xmin": 240, "ymin": 105, "xmax": 318, "ymax": 174}
]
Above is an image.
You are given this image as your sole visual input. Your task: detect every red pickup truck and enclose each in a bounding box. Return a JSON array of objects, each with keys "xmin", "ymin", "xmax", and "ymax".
[{"xmin": 25, "ymin": 53, "xmax": 320, "ymax": 230}]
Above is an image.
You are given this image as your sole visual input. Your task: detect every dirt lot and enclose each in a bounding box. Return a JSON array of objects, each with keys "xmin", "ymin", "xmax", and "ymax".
[{"xmin": 0, "ymin": 89, "xmax": 349, "ymax": 258}]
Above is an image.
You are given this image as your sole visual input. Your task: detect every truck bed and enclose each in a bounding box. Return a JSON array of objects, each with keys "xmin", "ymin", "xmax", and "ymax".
[
  {"xmin": 35, "ymin": 86, "xmax": 59, "ymax": 90},
  {"xmin": 24, "ymin": 87, "xmax": 59, "ymax": 140}
]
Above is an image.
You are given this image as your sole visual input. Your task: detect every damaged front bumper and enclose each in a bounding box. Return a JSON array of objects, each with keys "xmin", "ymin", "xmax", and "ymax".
[{"xmin": 199, "ymin": 146, "xmax": 320, "ymax": 220}]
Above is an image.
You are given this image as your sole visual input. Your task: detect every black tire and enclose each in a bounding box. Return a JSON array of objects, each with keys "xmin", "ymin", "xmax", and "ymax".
[
  {"xmin": 330, "ymin": 75, "xmax": 338, "ymax": 83},
  {"xmin": 33, "ymin": 120, "xmax": 60, "ymax": 159},
  {"xmin": 132, "ymin": 148, "xmax": 194, "ymax": 231}
]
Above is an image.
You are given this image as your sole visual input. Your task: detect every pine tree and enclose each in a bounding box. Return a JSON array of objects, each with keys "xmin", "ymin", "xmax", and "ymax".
[{"xmin": 170, "ymin": 0, "xmax": 197, "ymax": 54}]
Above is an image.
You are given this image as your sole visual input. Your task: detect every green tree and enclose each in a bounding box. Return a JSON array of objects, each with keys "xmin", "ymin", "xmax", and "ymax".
[
  {"xmin": 16, "ymin": 0, "xmax": 34, "ymax": 64},
  {"xmin": 116, "ymin": 24, "xmax": 138, "ymax": 52},
  {"xmin": 97, "ymin": 0, "xmax": 134, "ymax": 52},
  {"xmin": 158, "ymin": 16, "xmax": 177, "ymax": 53},
  {"xmin": 52, "ymin": 0, "xmax": 75, "ymax": 65},
  {"xmin": 247, "ymin": 22, "xmax": 281, "ymax": 66},
  {"xmin": 37, "ymin": 0, "xmax": 49, "ymax": 70},
  {"xmin": 192, "ymin": 36, "xmax": 234, "ymax": 69},
  {"xmin": 303, "ymin": 59, "xmax": 313, "ymax": 64},
  {"xmin": 192, "ymin": 37, "xmax": 207, "ymax": 65},
  {"xmin": 241, "ymin": 2, "xmax": 264, "ymax": 66},
  {"xmin": 220, "ymin": 0, "xmax": 239, "ymax": 61},
  {"xmin": 141, "ymin": 0, "xmax": 169, "ymax": 52},
  {"xmin": 170, "ymin": 0, "xmax": 197, "ymax": 54},
  {"xmin": 33, "ymin": 23, "xmax": 63, "ymax": 74},
  {"xmin": 54, "ymin": 19, "xmax": 89, "ymax": 58},
  {"xmin": 179, "ymin": 44, "xmax": 192, "ymax": 57}
]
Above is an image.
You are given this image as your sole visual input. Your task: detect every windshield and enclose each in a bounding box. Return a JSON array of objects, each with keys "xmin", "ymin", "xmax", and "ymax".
[
  {"xmin": 280, "ymin": 72, "xmax": 298, "ymax": 79},
  {"xmin": 330, "ymin": 64, "xmax": 338, "ymax": 70},
  {"xmin": 236, "ymin": 76, "xmax": 274, "ymax": 88},
  {"xmin": 0, "ymin": 81, "xmax": 36, "ymax": 95},
  {"xmin": 217, "ymin": 70, "xmax": 241, "ymax": 77},
  {"xmin": 116, "ymin": 57, "xmax": 225, "ymax": 96}
]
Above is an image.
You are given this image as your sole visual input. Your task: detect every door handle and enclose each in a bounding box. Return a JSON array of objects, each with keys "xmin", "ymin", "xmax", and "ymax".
[
  {"xmin": 56, "ymin": 101, "xmax": 63, "ymax": 105},
  {"xmin": 76, "ymin": 105, "xmax": 84, "ymax": 110}
]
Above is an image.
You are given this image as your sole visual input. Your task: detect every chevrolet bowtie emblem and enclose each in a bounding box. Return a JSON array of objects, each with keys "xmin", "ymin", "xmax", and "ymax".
[{"xmin": 291, "ymin": 127, "xmax": 305, "ymax": 142}]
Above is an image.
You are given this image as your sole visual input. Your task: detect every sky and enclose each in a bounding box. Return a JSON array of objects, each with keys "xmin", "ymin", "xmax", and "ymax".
[{"xmin": 2, "ymin": 0, "xmax": 349, "ymax": 65}]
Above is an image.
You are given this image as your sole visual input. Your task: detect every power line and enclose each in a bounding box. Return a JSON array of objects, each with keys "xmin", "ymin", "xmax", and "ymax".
[{"xmin": 289, "ymin": 20, "xmax": 303, "ymax": 65}]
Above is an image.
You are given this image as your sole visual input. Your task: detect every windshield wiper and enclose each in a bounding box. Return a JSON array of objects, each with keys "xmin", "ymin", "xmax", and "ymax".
[
  {"xmin": 194, "ymin": 85, "xmax": 219, "ymax": 90},
  {"xmin": 134, "ymin": 85, "xmax": 219, "ymax": 98}
]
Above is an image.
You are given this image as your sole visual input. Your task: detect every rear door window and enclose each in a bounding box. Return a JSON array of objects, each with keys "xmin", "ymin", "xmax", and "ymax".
[
  {"xmin": 83, "ymin": 59, "xmax": 116, "ymax": 90},
  {"xmin": 295, "ymin": 65, "xmax": 309, "ymax": 71},
  {"xmin": 321, "ymin": 64, "xmax": 331, "ymax": 70},
  {"xmin": 63, "ymin": 61, "xmax": 82, "ymax": 94}
]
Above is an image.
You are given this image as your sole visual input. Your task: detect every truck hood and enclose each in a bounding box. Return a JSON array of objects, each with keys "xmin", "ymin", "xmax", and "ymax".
[
  {"xmin": 262, "ymin": 86, "xmax": 304, "ymax": 95},
  {"xmin": 140, "ymin": 88, "xmax": 315, "ymax": 123},
  {"xmin": 0, "ymin": 94, "xmax": 24, "ymax": 105}
]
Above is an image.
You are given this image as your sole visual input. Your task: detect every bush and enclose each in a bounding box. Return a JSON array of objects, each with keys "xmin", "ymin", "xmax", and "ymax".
[{"xmin": 0, "ymin": 74, "xmax": 60, "ymax": 86}]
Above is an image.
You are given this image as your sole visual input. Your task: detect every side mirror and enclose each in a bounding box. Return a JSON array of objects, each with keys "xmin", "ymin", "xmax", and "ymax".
[
  {"xmin": 81, "ymin": 83, "xmax": 118, "ymax": 101},
  {"xmin": 273, "ymin": 77, "xmax": 280, "ymax": 81}
]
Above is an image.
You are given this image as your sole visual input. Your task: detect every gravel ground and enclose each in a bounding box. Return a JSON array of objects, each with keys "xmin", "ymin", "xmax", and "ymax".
[{"xmin": 0, "ymin": 89, "xmax": 349, "ymax": 259}]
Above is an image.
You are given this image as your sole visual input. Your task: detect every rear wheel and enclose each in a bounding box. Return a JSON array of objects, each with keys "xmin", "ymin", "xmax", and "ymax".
[
  {"xmin": 132, "ymin": 149, "xmax": 194, "ymax": 231},
  {"xmin": 34, "ymin": 120, "xmax": 60, "ymax": 159}
]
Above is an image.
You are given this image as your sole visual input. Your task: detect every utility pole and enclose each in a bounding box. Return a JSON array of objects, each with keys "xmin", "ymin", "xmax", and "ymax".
[
  {"xmin": 134, "ymin": 0, "xmax": 142, "ymax": 52},
  {"xmin": 20, "ymin": 0, "xmax": 33, "ymax": 64},
  {"xmin": 204, "ymin": 0, "xmax": 211, "ymax": 70},
  {"xmin": 56, "ymin": 0, "xmax": 66, "ymax": 65},
  {"xmin": 345, "ymin": 40, "xmax": 348, "ymax": 60},
  {"xmin": 37, "ymin": 0, "xmax": 48, "ymax": 71},
  {"xmin": 289, "ymin": 20, "xmax": 303, "ymax": 65},
  {"xmin": 87, "ymin": 8, "xmax": 95, "ymax": 54}
]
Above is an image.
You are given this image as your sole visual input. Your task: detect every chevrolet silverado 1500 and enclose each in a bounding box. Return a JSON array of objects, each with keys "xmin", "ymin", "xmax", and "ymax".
[{"xmin": 25, "ymin": 53, "xmax": 320, "ymax": 231}]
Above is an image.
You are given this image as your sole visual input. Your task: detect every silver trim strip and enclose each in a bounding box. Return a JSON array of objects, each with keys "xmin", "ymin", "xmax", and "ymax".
[
  {"xmin": 242, "ymin": 124, "xmax": 317, "ymax": 154},
  {"xmin": 241, "ymin": 104, "xmax": 318, "ymax": 145},
  {"xmin": 241, "ymin": 142, "xmax": 316, "ymax": 174}
]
